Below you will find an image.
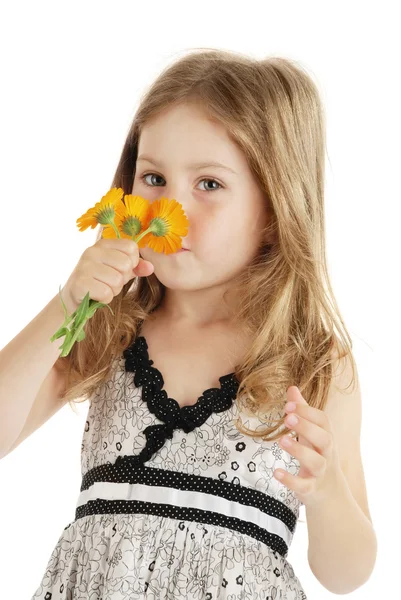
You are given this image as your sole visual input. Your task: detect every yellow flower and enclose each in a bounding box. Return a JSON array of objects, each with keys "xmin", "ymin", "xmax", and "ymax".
[
  {"xmin": 101, "ymin": 194, "xmax": 151, "ymax": 246},
  {"xmin": 103, "ymin": 195, "xmax": 189, "ymax": 255},
  {"xmin": 76, "ymin": 187, "xmax": 124, "ymax": 232}
]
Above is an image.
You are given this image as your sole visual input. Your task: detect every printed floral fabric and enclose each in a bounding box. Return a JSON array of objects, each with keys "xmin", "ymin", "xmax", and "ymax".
[{"xmin": 31, "ymin": 337, "xmax": 307, "ymax": 599}]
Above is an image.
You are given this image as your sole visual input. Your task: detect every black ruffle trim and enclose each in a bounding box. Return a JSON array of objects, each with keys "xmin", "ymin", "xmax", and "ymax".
[{"xmin": 116, "ymin": 334, "xmax": 240, "ymax": 467}]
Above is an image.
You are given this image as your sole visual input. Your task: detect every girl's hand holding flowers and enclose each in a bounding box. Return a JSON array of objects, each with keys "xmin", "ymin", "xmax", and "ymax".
[
  {"xmin": 50, "ymin": 187, "xmax": 189, "ymax": 357},
  {"xmin": 275, "ymin": 385, "xmax": 344, "ymax": 507},
  {"xmin": 60, "ymin": 238, "xmax": 154, "ymax": 314}
]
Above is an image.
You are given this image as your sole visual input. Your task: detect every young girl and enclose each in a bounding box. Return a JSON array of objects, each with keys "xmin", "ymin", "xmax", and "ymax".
[{"xmin": 0, "ymin": 49, "xmax": 375, "ymax": 599}]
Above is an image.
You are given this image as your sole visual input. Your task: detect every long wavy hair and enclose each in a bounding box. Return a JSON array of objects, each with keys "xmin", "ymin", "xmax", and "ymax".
[{"xmin": 54, "ymin": 48, "xmax": 357, "ymax": 441}]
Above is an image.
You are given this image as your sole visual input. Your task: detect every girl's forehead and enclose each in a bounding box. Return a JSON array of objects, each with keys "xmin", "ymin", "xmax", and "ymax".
[{"xmin": 138, "ymin": 103, "xmax": 232, "ymax": 146}]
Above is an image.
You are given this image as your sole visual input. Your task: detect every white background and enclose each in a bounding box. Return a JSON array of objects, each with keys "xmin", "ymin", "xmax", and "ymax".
[{"xmin": 0, "ymin": 1, "xmax": 399, "ymax": 598}]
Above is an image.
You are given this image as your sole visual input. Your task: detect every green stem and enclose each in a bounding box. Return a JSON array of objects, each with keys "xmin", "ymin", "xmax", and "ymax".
[
  {"xmin": 59, "ymin": 312, "xmax": 90, "ymax": 357},
  {"xmin": 110, "ymin": 221, "xmax": 121, "ymax": 238},
  {"xmin": 134, "ymin": 225, "xmax": 153, "ymax": 244}
]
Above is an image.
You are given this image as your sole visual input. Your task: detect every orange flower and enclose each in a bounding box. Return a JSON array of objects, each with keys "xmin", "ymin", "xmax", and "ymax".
[
  {"xmin": 101, "ymin": 193, "xmax": 152, "ymax": 247},
  {"xmin": 76, "ymin": 187, "xmax": 124, "ymax": 233},
  {"xmin": 102, "ymin": 194, "xmax": 189, "ymax": 255}
]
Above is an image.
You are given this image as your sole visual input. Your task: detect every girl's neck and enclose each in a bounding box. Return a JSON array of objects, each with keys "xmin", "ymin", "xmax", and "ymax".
[{"xmin": 148, "ymin": 305, "xmax": 236, "ymax": 332}]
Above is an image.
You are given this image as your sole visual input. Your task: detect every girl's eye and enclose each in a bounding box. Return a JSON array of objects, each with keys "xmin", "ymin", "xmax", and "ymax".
[{"xmin": 140, "ymin": 173, "xmax": 222, "ymax": 192}]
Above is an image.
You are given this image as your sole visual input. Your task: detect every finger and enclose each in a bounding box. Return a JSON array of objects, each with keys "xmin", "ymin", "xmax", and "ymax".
[
  {"xmin": 285, "ymin": 413, "xmax": 332, "ymax": 456},
  {"xmin": 279, "ymin": 435, "xmax": 325, "ymax": 477},
  {"xmin": 287, "ymin": 386, "xmax": 308, "ymax": 404},
  {"xmin": 274, "ymin": 468, "xmax": 315, "ymax": 495},
  {"xmin": 133, "ymin": 258, "xmax": 154, "ymax": 277},
  {"xmin": 285, "ymin": 397, "xmax": 329, "ymax": 429}
]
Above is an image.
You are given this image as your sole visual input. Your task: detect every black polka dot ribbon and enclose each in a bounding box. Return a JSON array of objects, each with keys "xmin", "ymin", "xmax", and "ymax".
[{"xmin": 116, "ymin": 334, "xmax": 240, "ymax": 467}]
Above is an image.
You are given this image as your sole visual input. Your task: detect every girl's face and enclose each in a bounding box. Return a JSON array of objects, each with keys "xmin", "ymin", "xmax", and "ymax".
[{"xmin": 132, "ymin": 102, "xmax": 270, "ymax": 300}]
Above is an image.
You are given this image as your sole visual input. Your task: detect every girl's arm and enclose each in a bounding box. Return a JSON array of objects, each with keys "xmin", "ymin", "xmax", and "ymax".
[{"xmin": 0, "ymin": 292, "xmax": 69, "ymax": 458}]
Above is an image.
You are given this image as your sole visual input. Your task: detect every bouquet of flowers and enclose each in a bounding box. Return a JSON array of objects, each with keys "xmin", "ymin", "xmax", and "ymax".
[{"xmin": 50, "ymin": 187, "xmax": 189, "ymax": 357}]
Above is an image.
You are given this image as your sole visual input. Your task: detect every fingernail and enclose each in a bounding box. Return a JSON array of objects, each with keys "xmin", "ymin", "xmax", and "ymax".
[
  {"xmin": 286, "ymin": 414, "xmax": 298, "ymax": 426},
  {"xmin": 285, "ymin": 402, "xmax": 296, "ymax": 412}
]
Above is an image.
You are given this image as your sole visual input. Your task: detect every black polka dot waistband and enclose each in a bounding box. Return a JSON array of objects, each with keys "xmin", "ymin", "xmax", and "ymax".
[{"xmin": 75, "ymin": 460, "xmax": 299, "ymax": 558}]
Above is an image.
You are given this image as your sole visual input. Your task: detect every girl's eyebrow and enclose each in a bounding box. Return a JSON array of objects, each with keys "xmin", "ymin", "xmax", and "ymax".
[{"xmin": 137, "ymin": 155, "xmax": 237, "ymax": 175}]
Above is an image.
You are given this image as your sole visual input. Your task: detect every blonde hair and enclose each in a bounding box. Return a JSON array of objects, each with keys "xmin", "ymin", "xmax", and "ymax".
[{"xmin": 54, "ymin": 48, "xmax": 357, "ymax": 441}]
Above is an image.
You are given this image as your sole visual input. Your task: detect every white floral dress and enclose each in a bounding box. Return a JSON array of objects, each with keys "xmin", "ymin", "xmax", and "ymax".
[{"xmin": 31, "ymin": 330, "xmax": 307, "ymax": 599}]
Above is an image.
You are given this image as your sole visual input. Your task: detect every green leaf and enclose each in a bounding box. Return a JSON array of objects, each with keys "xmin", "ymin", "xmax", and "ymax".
[
  {"xmin": 76, "ymin": 329, "xmax": 86, "ymax": 341},
  {"xmin": 104, "ymin": 304, "xmax": 115, "ymax": 316},
  {"xmin": 50, "ymin": 326, "xmax": 70, "ymax": 342},
  {"xmin": 58, "ymin": 284, "xmax": 68, "ymax": 319},
  {"xmin": 86, "ymin": 301, "xmax": 115, "ymax": 319},
  {"xmin": 73, "ymin": 292, "xmax": 90, "ymax": 328}
]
